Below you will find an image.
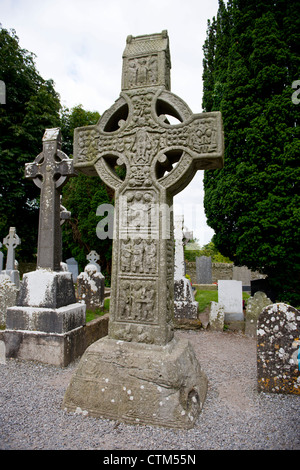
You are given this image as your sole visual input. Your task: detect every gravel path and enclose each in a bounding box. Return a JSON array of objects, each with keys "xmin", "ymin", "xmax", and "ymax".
[{"xmin": 0, "ymin": 329, "xmax": 299, "ymax": 450}]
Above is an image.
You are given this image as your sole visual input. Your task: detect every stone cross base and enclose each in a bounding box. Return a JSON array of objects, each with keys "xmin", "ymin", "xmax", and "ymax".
[
  {"xmin": 174, "ymin": 278, "xmax": 198, "ymax": 319},
  {"xmin": 63, "ymin": 336, "xmax": 208, "ymax": 429},
  {"xmin": 3, "ymin": 269, "xmax": 87, "ymax": 366},
  {"xmin": 1, "ymin": 327, "xmax": 84, "ymax": 367}
]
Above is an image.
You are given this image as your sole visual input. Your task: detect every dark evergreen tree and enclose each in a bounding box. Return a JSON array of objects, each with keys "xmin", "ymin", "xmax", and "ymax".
[
  {"xmin": 0, "ymin": 26, "xmax": 61, "ymax": 261},
  {"xmin": 202, "ymin": 0, "xmax": 300, "ymax": 304}
]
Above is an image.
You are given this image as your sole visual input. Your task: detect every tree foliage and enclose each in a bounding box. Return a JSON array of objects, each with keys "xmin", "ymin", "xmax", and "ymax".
[
  {"xmin": 202, "ymin": 0, "xmax": 300, "ymax": 304},
  {"xmin": 61, "ymin": 105, "xmax": 114, "ymax": 280}
]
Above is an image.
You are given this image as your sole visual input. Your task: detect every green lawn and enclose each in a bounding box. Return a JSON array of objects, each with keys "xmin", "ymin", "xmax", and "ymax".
[
  {"xmin": 195, "ymin": 289, "xmax": 250, "ymax": 313},
  {"xmin": 86, "ymin": 298, "xmax": 110, "ymax": 322}
]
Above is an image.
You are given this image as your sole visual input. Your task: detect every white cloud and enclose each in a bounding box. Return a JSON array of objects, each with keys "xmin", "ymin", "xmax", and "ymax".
[{"xmin": 1, "ymin": 0, "xmax": 220, "ymax": 245}]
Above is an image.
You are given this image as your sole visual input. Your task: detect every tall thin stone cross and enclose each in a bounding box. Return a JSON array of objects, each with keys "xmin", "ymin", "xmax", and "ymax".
[
  {"xmin": 25, "ymin": 128, "xmax": 76, "ymax": 271},
  {"xmin": 73, "ymin": 31, "xmax": 224, "ymax": 345},
  {"xmin": 3, "ymin": 227, "xmax": 20, "ymax": 271}
]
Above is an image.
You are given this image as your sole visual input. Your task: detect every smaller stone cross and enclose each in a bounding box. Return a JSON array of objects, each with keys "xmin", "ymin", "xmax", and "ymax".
[
  {"xmin": 86, "ymin": 250, "xmax": 100, "ymax": 271},
  {"xmin": 3, "ymin": 227, "xmax": 20, "ymax": 271},
  {"xmin": 25, "ymin": 128, "xmax": 76, "ymax": 271}
]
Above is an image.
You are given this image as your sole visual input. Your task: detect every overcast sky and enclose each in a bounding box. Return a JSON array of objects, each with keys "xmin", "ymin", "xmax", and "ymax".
[{"xmin": 1, "ymin": 0, "xmax": 221, "ymax": 246}]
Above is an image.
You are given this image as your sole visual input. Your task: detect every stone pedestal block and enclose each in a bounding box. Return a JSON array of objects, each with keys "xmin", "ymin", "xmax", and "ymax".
[
  {"xmin": 6, "ymin": 303, "xmax": 85, "ymax": 334},
  {"xmin": 4, "ymin": 269, "xmax": 86, "ymax": 366},
  {"xmin": 17, "ymin": 270, "xmax": 76, "ymax": 308},
  {"xmin": 63, "ymin": 336, "xmax": 208, "ymax": 429}
]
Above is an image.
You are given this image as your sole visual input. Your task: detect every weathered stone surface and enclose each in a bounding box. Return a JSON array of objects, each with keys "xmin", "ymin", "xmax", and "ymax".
[
  {"xmin": 257, "ymin": 303, "xmax": 300, "ymax": 394},
  {"xmin": 2, "ymin": 227, "xmax": 21, "ymax": 288},
  {"xmin": 0, "ymin": 274, "xmax": 18, "ymax": 326},
  {"xmin": 1, "ymin": 314, "xmax": 109, "ymax": 367},
  {"xmin": 64, "ymin": 30, "xmax": 223, "ymax": 427},
  {"xmin": 245, "ymin": 291, "xmax": 272, "ymax": 337},
  {"xmin": 25, "ymin": 128, "xmax": 76, "ymax": 271},
  {"xmin": 77, "ymin": 264, "xmax": 105, "ymax": 310},
  {"xmin": 174, "ymin": 278, "xmax": 198, "ymax": 319},
  {"xmin": 6, "ymin": 303, "xmax": 86, "ymax": 334},
  {"xmin": 196, "ymin": 256, "xmax": 212, "ymax": 284},
  {"xmin": 16, "ymin": 270, "xmax": 77, "ymax": 308},
  {"xmin": 63, "ymin": 336, "xmax": 207, "ymax": 429},
  {"xmin": 209, "ymin": 301, "xmax": 224, "ymax": 331}
]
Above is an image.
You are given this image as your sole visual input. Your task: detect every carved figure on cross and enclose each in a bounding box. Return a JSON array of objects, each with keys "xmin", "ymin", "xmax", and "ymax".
[{"xmin": 25, "ymin": 128, "xmax": 76, "ymax": 271}]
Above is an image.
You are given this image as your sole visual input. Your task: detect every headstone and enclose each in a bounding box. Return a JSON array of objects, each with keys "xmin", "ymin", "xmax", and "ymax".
[
  {"xmin": 233, "ymin": 265, "xmax": 251, "ymax": 292},
  {"xmin": 0, "ymin": 274, "xmax": 18, "ymax": 327},
  {"xmin": 245, "ymin": 291, "xmax": 272, "ymax": 337},
  {"xmin": 251, "ymin": 278, "xmax": 277, "ymax": 303},
  {"xmin": 218, "ymin": 280, "xmax": 243, "ymax": 322},
  {"xmin": 257, "ymin": 303, "xmax": 300, "ymax": 394},
  {"xmin": 174, "ymin": 215, "xmax": 198, "ymax": 319},
  {"xmin": 2, "ymin": 227, "xmax": 21, "ymax": 288},
  {"xmin": 86, "ymin": 250, "xmax": 100, "ymax": 272},
  {"xmin": 66, "ymin": 257, "xmax": 79, "ymax": 282},
  {"xmin": 63, "ymin": 31, "xmax": 224, "ymax": 428},
  {"xmin": 209, "ymin": 301, "xmax": 224, "ymax": 331},
  {"xmin": 77, "ymin": 263, "xmax": 105, "ymax": 310},
  {"xmin": 196, "ymin": 256, "xmax": 212, "ymax": 284},
  {"xmin": 4, "ymin": 129, "xmax": 86, "ymax": 367}
]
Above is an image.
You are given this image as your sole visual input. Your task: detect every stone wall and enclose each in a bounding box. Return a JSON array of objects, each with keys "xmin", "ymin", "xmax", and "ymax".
[{"xmin": 186, "ymin": 261, "xmax": 265, "ymax": 285}]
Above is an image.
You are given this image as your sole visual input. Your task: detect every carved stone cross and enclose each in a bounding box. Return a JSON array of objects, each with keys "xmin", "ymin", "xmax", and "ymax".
[
  {"xmin": 3, "ymin": 227, "xmax": 20, "ymax": 271},
  {"xmin": 73, "ymin": 31, "xmax": 224, "ymax": 345},
  {"xmin": 25, "ymin": 128, "xmax": 76, "ymax": 271}
]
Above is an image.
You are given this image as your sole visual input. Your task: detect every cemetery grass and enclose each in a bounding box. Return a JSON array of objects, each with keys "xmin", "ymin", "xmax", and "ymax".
[
  {"xmin": 86, "ymin": 298, "xmax": 110, "ymax": 322},
  {"xmin": 195, "ymin": 289, "xmax": 250, "ymax": 313}
]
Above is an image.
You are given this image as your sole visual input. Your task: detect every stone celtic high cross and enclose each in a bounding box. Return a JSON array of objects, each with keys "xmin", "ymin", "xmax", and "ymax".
[
  {"xmin": 73, "ymin": 31, "xmax": 224, "ymax": 345},
  {"xmin": 25, "ymin": 128, "xmax": 76, "ymax": 271},
  {"xmin": 64, "ymin": 31, "xmax": 224, "ymax": 429}
]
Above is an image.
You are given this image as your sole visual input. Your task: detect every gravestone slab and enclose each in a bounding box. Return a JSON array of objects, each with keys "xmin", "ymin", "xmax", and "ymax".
[
  {"xmin": 218, "ymin": 280, "xmax": 243, "ymax": 321},
  {"xmin": 77, "ymin": 264, "xmax": 105, "ymax": 310},
  {"xmin": 63, "ymin": 31, "xmax": 224, "ymax": 428},
  {"xmin": 257, "ymin": 303, "xmax": 300, "ymax": 394},
  {"xmin": 66, "ymin": 257, "xmax": 79, "ymax": 282},
  {"xmin": 209, "ymin": 301, "xmax": 224, "ymax": 331},
  {"xmin": 233, "ymin": 265, "xmax": 251, "ymax": 292},
  {"xmin": 245, "ymin": 291, "xmax": 272, "ymax": 337},
  {"xmin": 0, "ymin": 274, "xmax": 18, "ymax": 327},
  {"xmin": 196, "ymin": 256, "xmax": 212, "ymax": 284}
]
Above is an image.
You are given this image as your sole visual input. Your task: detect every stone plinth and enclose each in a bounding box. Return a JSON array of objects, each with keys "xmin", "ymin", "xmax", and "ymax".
[
  {"xmin": 63, "ymin": 335, "xmax": 207, "ymax": 429},
  {"xmin": 4, "ymin": 270, "xmax": 86, "ymax": 366}
]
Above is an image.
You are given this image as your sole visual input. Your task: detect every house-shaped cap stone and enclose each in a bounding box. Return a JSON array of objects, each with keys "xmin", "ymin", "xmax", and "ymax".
[{"xmin": 122, "ymin": 30, "xmax": 171, "ymax": 91}]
